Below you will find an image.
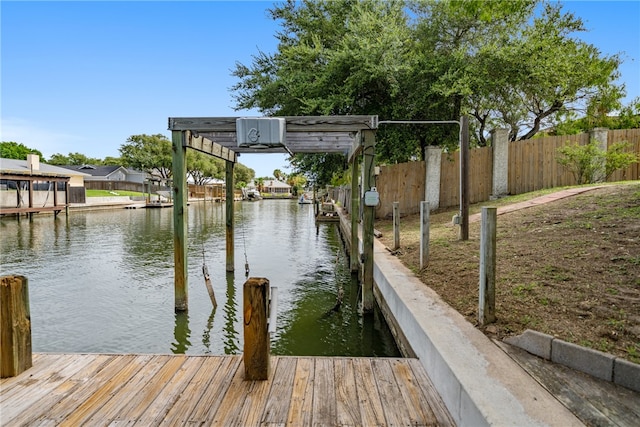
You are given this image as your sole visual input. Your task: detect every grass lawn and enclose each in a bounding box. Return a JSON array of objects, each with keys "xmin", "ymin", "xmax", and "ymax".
[{"xmin": 85, "ymin": 189, "xmax": 146, "ymax": 197}]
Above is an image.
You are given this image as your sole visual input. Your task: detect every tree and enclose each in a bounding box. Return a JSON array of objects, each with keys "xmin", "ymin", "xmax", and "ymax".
[
  {"xmin": 232, "ymin": 0, "xmax": 626, "ymax": 180},
  {"xmin": 0, "ymin": 141, "xmax": 43, "ymax": 160},
  {"xmin": 187, "ymin": 150, "xmax": 221, "ymax": 185},
  {"xmin": 53, "ymin": 152, "xmax": 103, "ymax": 166},
  {"xmin": 119, "ymin": 134, "xmax": 173, "ymax": 179},
  {"xmin": 232, "ymin": 0, "xmax": 415, "ymax": 184},
  {"xmin": 273, "ymin": 169, "xmax": 285, "ymax": 181}
]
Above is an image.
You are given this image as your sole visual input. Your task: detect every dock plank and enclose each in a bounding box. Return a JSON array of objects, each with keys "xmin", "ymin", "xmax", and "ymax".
[
  {"xmin": 261, "ymin": 356, "xmax": 297, "ymax": 426},
  {"xmin": 134, "ymin": 356, "xmax": 206, "ymax": 426},
  {"xmin": 2, "ymin": 354, "xmax": 110, "ymax": 426},
  {"xmin": 286, "ymin": 357, "xmax": 315, "ymax": 426},
  {"xmin": 0, "ymin": 353, "xmax": 455, "ymax": 427},
  {"xmin": 34, "ymin": 355, "xmax": 136, "ymax": 425},
  {"xmin": 107, "ymin": 355, "xmax": 186, "ymax": 425},
  {"xmin": 87, "ymin": 355, "xmax": 168, "ymax": 424},
  {"xmin": 158, "ymin": 355, "xmax": 223, "ymax": 425},
  {"xmin": 185, "ymin": 356, "xmax": 240, "ymax": 424},
  {"xmin": 235, "ymin": 357, "xmax": 279, "ymax": 426},
  {"xmin": 406, "ymin": 358, "xmax": 456, "ymax": 426},
  {"xmin": 372, "ymin": 358, "xmax": 411, "ymax": 426},
  {"xmin": 59, "ymin": 354, "xmax": 152, "ymax": 426},
  {"xmin": 334, "ymin": 358, "xmax": 362, "ymax": 427},
  {"xmin": 312, "ymin": 358, "xmax": 337, "ymax": 425},
  {"xmin": 352, "ymin": 357, "xmax": 386, "ymax": 426}
]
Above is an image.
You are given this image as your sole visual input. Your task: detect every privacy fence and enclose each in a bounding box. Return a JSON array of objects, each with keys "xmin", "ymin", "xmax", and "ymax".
[{"xmin": 329, "ymin": 128, "xmax": 639, "ymax": 219}]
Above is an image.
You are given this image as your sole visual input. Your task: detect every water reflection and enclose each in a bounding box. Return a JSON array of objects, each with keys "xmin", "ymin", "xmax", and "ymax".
[
  {"xmin": 201, "ymin": 308, "xmax": 216, "ymax": 354},
  {"xmin": 171, "ymin": 311, "xmax": 191, "ymax": 354},
  {"xmin": 1, "ymin": 200, "xmax": 399, "ymax": 357},
  {"xmin": 223, "ymin": 272, "xmax": 240, "ymax": 354}
]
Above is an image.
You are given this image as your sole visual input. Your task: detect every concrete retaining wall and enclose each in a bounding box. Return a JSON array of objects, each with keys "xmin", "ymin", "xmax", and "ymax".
[{"xmin": 337, "ymin": 208, "xmax": 582, "ymax": 426}]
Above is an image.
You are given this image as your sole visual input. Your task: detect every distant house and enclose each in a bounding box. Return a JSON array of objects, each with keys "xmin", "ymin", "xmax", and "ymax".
[
  {"xmin": 0, "ymin": 157, "xmax": 91, "ymax": 188},
  {"xmin": 263, "ymin": 179, "xmax": 292, "ymax": 195},
  {"xmin": 0, "ymin": 155, "xmax": 92, "ymax": 209},
  {"xmin": 62, "ymin": 165, "xmax": 146, "ymax": 183}
]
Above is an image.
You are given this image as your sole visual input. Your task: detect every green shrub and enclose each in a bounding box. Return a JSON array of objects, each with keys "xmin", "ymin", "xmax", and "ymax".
[{"xmin": 556, "ymin": 139, "xmax": 638, "ymax": 184}]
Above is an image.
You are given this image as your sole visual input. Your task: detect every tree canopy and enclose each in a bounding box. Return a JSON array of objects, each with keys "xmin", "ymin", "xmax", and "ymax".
[
  {"xmin": 0, "ymin": 141, "xmax": 44, "ymax": 161},
  {"xmin": 231, "ymin": 0, "xmax": 628, "ymax": 185}
]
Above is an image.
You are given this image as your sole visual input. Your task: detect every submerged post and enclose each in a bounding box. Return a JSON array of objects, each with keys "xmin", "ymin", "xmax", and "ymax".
[
  {"xmin": 243, "ymin": 277, "xmax": 270, "ymax": 380},
  {"xmin": 225, "ymin": 160, "xmax": 235, "ymax": 272},
  {"xmin": 172, "ymin": 130, "xmax": 188, "ymax": 311},
  {"xmin": 479, "ymin": 207, "xmax": 497, "ymax": 325},
  {"xmin": 420, "ymin": 201, "xmax": 430, "ymax": 269},
  {"xmin": 1, "ymin": 275, "xmax": 32, "ymax": 378}
]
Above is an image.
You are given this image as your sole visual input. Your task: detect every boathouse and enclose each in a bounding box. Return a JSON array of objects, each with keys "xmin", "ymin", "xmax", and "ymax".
[{"xmin": 0, "ymin": 155, "xmax": 90, "ymax": 216}]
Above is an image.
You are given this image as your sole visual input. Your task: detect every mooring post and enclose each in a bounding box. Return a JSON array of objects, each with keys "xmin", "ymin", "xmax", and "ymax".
[
  {"xmin": 225, "ymin": 160, "xmax": 235, "ymax": 272},
  {"xmin": 420, "ymin": 201, "xmax": 430, "ymax": 269},
  {"xmin": 172, "ymin": 130, "xmax": 188, "ymax": 311},
  {"xmin": 361, "ymin": 129, "xmax": 376, "ymax": 312},
  {"xmin": 393, "ymin": 201, "xmax": 400, "ymax": 250},
  {"xmin": 1, "ymin": 275, "xmax": 32, "ymax": 378},
  {"xmin": 479, "ymin": 207, "xmax": 497, "ymax": 325},
  {"xmin": 243, "ymin": 277, "xmax": 270, "ymax": 380},
  {"xmin": 350, "ymin": 160, "xmax": 360, "ymax": 273}
]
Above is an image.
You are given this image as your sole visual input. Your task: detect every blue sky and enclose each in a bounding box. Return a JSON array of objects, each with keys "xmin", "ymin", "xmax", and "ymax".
[{"xmin": 2, "ymin": 1, "xmax": 639, "ymax": 178}]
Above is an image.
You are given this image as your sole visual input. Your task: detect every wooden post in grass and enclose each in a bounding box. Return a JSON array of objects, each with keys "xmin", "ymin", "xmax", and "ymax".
[
  {"xmin": 243, "ymin": 277, "xmax": 270, "ymax": 380},
  {"xmin": 420, "ymin": 201, "xmax": 430, "ymax": 269},
  {"xmin": 393, "ymin": 202, "xmax": 400, "ymax": 250},
  {"xmin": 479, "ymin": 207, "xmax": 497, "ymax": 325},
  {"xmin": 1, "ymin": 275, "xmax": 32, "ymax": 378}
]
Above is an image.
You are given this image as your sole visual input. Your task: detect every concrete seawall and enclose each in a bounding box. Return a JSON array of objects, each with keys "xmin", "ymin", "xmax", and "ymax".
[{"xmin": 337, "ymin": 209, "xmax": 582, "ymax": 426}]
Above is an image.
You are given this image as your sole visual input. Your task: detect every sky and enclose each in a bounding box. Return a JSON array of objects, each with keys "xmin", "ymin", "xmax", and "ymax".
[{"xmin": 2, "ymin": 1, "xmax": 639, "ymax": 178}]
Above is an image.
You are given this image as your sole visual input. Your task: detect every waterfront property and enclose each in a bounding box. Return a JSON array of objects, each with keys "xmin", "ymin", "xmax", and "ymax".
[{"xmin": 0, "ymin": 155, "xmax": 90, "ymax": 215}]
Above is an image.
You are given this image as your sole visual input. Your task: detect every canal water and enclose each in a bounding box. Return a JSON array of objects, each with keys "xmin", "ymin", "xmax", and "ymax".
[{"xmin": 0, "ymin": 200, "xmax": 400, "ymax": 357}]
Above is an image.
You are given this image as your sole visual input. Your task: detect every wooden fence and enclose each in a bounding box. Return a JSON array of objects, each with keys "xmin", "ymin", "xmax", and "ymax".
[{"xmin": 370, "ymin": 128, "xmax": 639, "ymax": 218}]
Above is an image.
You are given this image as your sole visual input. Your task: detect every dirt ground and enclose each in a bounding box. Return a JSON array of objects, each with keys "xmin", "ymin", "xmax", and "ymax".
[{"xmin": 376, "ymin": 182, "xmax": 640, "ymax": 363}]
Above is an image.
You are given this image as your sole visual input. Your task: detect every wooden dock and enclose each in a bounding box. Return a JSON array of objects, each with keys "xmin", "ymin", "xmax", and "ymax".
[{"xmin": 0, "ymin": 353, "xmax": 454, "ymax": 426}]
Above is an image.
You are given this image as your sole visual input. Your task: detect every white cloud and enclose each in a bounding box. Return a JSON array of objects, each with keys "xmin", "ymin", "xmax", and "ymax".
[{"xmin": 1, "ymin": 117, "xmax": 85, "ymax": 158}]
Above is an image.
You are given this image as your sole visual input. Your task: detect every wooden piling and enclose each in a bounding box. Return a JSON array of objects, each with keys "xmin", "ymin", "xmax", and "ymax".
[
  {"xmin": 172, "ymin": 130, "xmax": 188, "ymax": 311},
  {"xmin": 1, "ymin": 275, "xmax": 32, "ymax": 378},
  {"xmin": 479, "ymin": 207, "xmax": 497, "ymax": 325},
  {"xmin": 361, "ymin": 129, "xmax": 376, "ymax": 312},
  {"xmin": 243, "ymin": 277, "xmax": 270, "ymax": 380}
]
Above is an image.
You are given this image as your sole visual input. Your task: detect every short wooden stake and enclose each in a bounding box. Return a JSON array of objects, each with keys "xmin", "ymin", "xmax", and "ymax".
[
  {"xmin": 1, "ymin": 275, "xmax": 32, "ymax": 378},
  {"xmin": 420, "ymin": 201, "xmax": 430, "ymax": 269},
  {"xmin": 479, "ymin": 207, "xmax": 497, "ymax": 325},
  {"xmin": 243, "ymin": 277, "xmax": 270, "ymax": 380},
  {"xmin": 393, "ymin": 201, "xmax": 400, "ymax": 250}
]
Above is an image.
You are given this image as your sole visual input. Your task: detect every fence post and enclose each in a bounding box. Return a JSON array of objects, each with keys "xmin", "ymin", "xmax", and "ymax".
[
  {"xmin": 491, "ymin": 128, "xmax": 510, "ymax": 198},
  {"xmin": 424, "ymin": 146, "xmax": 442, "ymax": 211},
  {"xmin": 590, "ymin": 127, "xmax": 609, "ymax": 182},
  {"xmin": 1, "ymin": 275, "xmax": 32, "ymax": 378},
  {"xmin": 479, "ymin": 207, "xmax": 497, "ymax": 325},
  {"xmin": 393, "ymin": 202, "xmax": 400, "ymax": 250},
  {"xmin": 420, "ymin": 201, "xmax": 430, "ymax": 270},
  {"xmin": 243, "ymin": 277, "xmax": 270, "ymax": 380}
]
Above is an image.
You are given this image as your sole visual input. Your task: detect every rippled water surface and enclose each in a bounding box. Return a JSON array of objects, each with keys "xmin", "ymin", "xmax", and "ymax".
[{"xmin": 0, "ymin": 200, "xmax": 399, "ymax": 356}]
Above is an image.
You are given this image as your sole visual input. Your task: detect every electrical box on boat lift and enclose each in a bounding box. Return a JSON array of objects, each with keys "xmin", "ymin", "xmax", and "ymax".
[{"xmin": 236, "ymin": 118, "xmax": 286, "ymax": 149}]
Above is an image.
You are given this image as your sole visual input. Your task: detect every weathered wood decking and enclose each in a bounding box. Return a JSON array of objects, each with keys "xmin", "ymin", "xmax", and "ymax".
[{"xmin": 0, "ymin": 353, "xmax": 455, "ymax": 426}]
